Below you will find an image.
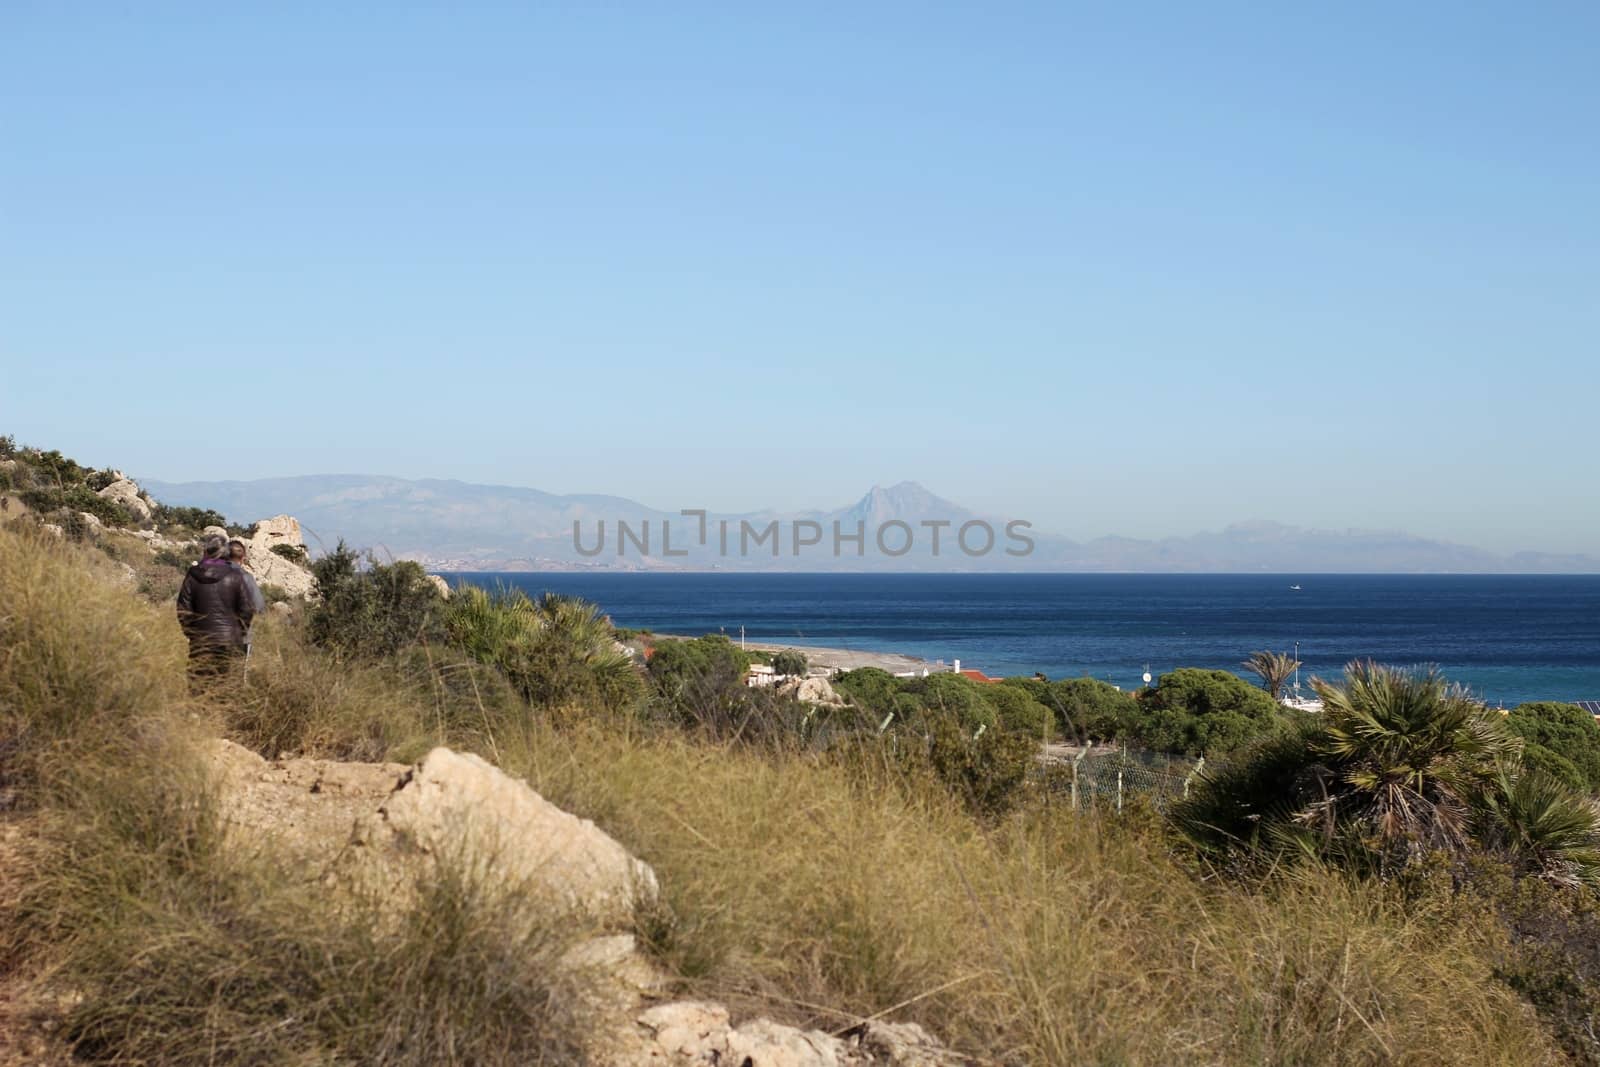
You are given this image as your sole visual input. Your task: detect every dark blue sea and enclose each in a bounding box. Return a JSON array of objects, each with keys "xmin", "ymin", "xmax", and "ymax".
[{"xmin": 443, "ymin": 573, "xmax": 1600, "ymax": 707}]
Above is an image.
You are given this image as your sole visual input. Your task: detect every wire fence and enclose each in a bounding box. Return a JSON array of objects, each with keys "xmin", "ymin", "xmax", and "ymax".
[{"xmin": 1037, "ymin": 746, "xmax": 1204, "ymax": 813}]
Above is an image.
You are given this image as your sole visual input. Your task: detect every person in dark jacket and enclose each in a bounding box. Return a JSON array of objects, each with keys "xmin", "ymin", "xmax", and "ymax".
[
  {"xmin": 177, "ymin": 533, "xmax": 257, "ymax": 680},
  {"xmin": 227, "ymin": 538, "xmax": 268, "ymax": 658}
]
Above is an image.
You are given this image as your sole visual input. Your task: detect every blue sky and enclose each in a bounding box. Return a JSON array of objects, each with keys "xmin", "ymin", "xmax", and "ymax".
[{"xmin": 3, "ymin": 3, "xmax": 1597, "ymax": 554}]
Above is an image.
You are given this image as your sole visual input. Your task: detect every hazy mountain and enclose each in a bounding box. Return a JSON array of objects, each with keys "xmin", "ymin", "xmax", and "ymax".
[{"xmin": 140, "ymin": 475, "xmax": 1597, "ymax": 574}]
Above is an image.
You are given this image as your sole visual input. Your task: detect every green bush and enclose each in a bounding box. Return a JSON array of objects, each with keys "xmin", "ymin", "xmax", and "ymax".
[
  {"xmin": 153, "ymin": 546, "xmax": 192, "ymax": 570},
  {"xmin": 269, "ymin": 542, "xmax": 309, "ymax": 565},
  {"xmin": 646, "ymin": 634, "xmax": 752, "ymax": 733},
  {"xmin": 307, "ymin": 542, "xmax": 445, "ymax": 658},
  {"xmin": 985, "ymin": 681, "xmax": 1053, "ymax": 737},
  {"xmin": 1508, "ymin": 702, "xmax": 1600, "ymax": 793},
  {"xmin": 831, "ymin": 667, "xmax": 901, "ymax": 718},
  {"xmin": 443, "ymin": 586, "xmax": 643, "ymax": 714},
  {"xmin": 152, "ymin": 502, "xmax": 230, "ymax": 533},
  {"xmin": 901, "ymin": 712, "xmax": 1036, "ymax": 817},
  {"xmin": 770, "ymin": 648, "xmax": 808, "ymax": 678},
  {"xmin": 898, "ymin": 672, "xmax": 996, "ymax": 731},
  {"xmin": 1132, "ymin": 668, "xmax": 1282, "ymax": 756}
]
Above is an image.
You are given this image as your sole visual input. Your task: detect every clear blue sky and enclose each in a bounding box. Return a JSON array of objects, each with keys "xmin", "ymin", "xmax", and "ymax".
[{"xmin": 3, "ymin": 3, "xmax": 1596, "ymax": 554}]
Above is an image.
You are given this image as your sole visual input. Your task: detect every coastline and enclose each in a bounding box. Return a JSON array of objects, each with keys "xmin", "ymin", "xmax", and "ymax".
[{"xmin": 653, "ymin": 634, "xmax": 937, "ymax": 675}]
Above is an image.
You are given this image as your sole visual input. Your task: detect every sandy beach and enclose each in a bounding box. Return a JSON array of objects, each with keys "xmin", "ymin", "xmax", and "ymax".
[{"xmin": 655, "ymin": 635, "xmax": 936, "ymax": 675}]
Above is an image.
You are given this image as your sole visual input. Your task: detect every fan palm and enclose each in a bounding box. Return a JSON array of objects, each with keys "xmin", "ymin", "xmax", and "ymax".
[
  {"xmin": 1241, "ymin": 650, "xmax": 1300, "ymax": 702},
  {"xmin": 1309, "ymin": 661, "xmax": 1519, "ymax": 866},
  {"xmin": 1476, "ymin": 766, "xmax": 1600, "ymax": 890},
  {"xmin": 443, "ymin": 586, "xmax": 640, "ymax": 710}
]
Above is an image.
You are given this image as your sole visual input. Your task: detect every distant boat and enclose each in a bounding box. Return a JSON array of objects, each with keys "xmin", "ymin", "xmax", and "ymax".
[{"xmin": 1290, "ymin": 584, "xmax": 1302, "ymax": 591}]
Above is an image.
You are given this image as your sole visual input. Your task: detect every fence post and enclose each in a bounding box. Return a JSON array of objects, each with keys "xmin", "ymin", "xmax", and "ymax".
[
  {"xmin": 1070, "ymin": 752, "xmax": 1082, "ymax": 813},
  {"xmin": 1183, "ymin": 756, "xmax": 1205, "ymax": 800},
  {"xmin": 1116, "ymin": 769, "xmax": 1123, "ymax": 814}
]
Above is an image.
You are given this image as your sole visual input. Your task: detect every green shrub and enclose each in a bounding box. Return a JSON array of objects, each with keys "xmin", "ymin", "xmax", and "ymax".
[
  {"xmin": 153, "ymin": 545, "xmax": 192, "ymax": 569},
  {"xmin": 770, "ymin": 649, "xmax": 808, "ymax": 677},
  {"xmin": 308, "ymin": 542, "xmax": 445, "ymax": 658},
  {"xmin": 444, "ymin": 586, "xmax": 643, "ymax": 714},
  {"xmin": 269, "ymin": 542, "xmax": 309, "ymax": 564},
  {"xmin": 1045, "ymin": 677, "xmax": 1140, "ymax": 741},
  {"xmin": 152, "ymin": 502, "xmax": 230, "ymax": 532},
  {"xmin": 831, "ymin": 667, "xmax": 901, "ymax": 717},
  {"xmin": 1133, "ymin": 668, "xmax": 1282, "ymax": 756},
  {"xmin": 898, "ymin": 672, "xmax": 996, "ymax": 731},
  {"xmin": 646, "ymin": 634, "xmax": 752, "ymax": 732},
  {"xmin": 914, "ymin": 712, "xmax": 1037, "ymax": 817},
  {"xmin": 1509, "ymin": 702, "xmax": 1600, "ymax": 793},
  {"xmin": 985, "ymin": 681, "xmax": 1053, "ymax": 737}
]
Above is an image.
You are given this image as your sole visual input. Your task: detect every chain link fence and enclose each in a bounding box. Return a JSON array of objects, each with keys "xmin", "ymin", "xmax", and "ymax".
[{"xmin": 1036, "ymin": 745, "xmax": 1203, "ymax": 813}]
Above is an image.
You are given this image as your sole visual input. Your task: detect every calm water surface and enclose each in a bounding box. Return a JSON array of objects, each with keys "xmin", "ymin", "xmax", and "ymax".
[{"xmin": 443, "ymin": 573, "xmax": 1600, "ymax": 706}]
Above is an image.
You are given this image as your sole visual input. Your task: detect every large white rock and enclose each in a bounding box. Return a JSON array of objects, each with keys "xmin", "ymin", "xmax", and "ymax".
[
  {"xmin": 203, "ymin": 740, "xmax": 962, "ymax": 1066},
  {"xmin": 96, "ymin": 478, "xmax": 152, "ymax": 523},
  {"xmin": 349, "ymin": 747, "xmax": 659, "ymax": 927},
  {"xmin": 779, "ymin": 676, "xmax": 849, "ymax": 707},
  {"xmin": 626, "ymin": 1002, "xmax": 964, "ymax": 1066},
  {"xmin": 243, "ymin": 515, "xmax": 316, "ymax": 599}
]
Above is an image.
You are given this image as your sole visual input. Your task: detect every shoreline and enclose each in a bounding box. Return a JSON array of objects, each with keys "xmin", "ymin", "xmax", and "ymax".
[{"xmin": 652, "ymin": 634, "xmax": 937, "ymax": 675}]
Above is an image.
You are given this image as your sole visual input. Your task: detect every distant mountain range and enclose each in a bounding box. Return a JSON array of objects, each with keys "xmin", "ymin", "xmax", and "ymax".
[{"xmin": 140, "ymin": 475, "xmax": 1598, "ymax": 574}]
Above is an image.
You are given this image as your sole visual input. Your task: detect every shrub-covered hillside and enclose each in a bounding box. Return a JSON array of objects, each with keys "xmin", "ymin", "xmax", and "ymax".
[{"xmin": 9, "ymin": 517, "xmax": 1600, "ymax": 1063}]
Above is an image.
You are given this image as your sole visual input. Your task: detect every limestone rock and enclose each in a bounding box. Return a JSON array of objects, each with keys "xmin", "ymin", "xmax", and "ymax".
[
  {"xmin": 40, "ymin": 523, "xmax": 63, "ymax": 538},
  {"xmin": 201, "ymin": 740, "xmax": 962, "ymax": 1066},
  {"xmin": 627, "ymin": 1002, "xmax": 965, "ymax": 1066},
  {"xmin": 77, "ymin": 512, "xmax": 103, "ymax": 535},
  {"xmin": 207, "ymin": 739, "xmax": 411, "ymax": 865},
  {"xmin": 349, "ymin": 748, "xmax": 658, "ymax": 927},
  {"xmin": 96, "ymin": 478, "xmax": 152, "ymax": 523},
  {"xmin": 243, "ymin": 516, "xmax": 316, "ymax": 600},
  {"xmin": 425, "ymin": 573, "xmax": 451, "ymax": 599},
  {"xmin": 780, "ymin": 676, "xmax": 848, "ymax": 707},
  {"xmin": 848, "ymin": 1022, "xmax": 968, "ymax": 1066}
]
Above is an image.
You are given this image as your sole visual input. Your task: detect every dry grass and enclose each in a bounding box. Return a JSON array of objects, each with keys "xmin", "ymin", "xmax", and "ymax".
[
  {"xmin": 0, "ymin": 529, "xmax": 595, "ymax": 1065},
  {"xmin": 220, "ymin": 618, "xmax": 528, "ymax": 764},
  {"xmin": 0, "ymin": 526, "xmax": 1577, "ymax": 1064},
  {"xmin": 504, "ymin": 726, "xmax": 1562, "ymax": 1065},
  {"xmin": 0, "ymin": 526, "xmax": 191, "ymax": 805}
]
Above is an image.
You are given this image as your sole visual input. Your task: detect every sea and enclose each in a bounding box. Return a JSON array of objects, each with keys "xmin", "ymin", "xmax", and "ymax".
[{"xmin": 442, "ymin": 573, "xmax": 1600, "ymax": 708}]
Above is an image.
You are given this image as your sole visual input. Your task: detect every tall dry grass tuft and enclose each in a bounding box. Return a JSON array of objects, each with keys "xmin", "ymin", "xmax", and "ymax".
[
  {"xmin": 0, "ymin": 526, "xmax": 191, "ymax": 805},
  {"xmin": 0, "ymin": 527, "xmax": 1574, "ymax": 1064},
  {"xmin": 504, "ymin": 726, "xmax": 1562, "ymax": 1065},
  {"xmin": 221, "ymin": 619, "xmax": 529, "ymax": 763},
  {"xmin": 3, "ymin": 528, "xmax": 596, "ymax": 1065}
]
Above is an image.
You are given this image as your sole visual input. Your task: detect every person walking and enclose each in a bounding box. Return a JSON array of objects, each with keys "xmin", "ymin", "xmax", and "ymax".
[
  {"xmin": 228, "ymin": 538, "xmax": 268, "ymax": 660},
  {"xmin": 176, "ymin": 533, "xmax": 256, "ymax": 682}
]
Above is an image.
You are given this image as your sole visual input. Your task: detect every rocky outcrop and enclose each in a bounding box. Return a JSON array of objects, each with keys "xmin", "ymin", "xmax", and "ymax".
[
  {"xmin": 425, "ymin": 573, "xmax": 451, "ymax": 599},
  {"xmin": 243, "ymin": 516, "xmax": 316, "ymax": 599},
  {"xmin": 779, "ymin": 676, "xmax": 848, "ymax": 707},
  {"xmin": 626, "ymin": 1002, "xmax": 964, "ymax": 1066},
  {"xmin": 204, "ymin": 741, "xmax": 963, "ymax": 1066},
  {"xmin": 96, "ymin": 478, "xmax": 152, "ymax": 523},
  {"xmin": 349, "ymin": 747, "xmax": 658, "ymax": 927}
]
